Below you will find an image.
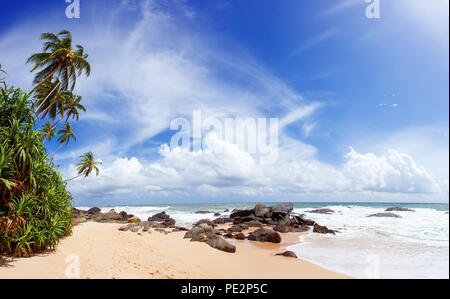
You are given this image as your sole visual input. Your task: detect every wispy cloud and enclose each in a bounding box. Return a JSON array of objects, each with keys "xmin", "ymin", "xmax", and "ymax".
[
  {"xmin": 321, "ymin": 0, "xmax": 363, "ymax": 17},
  {"xmin": 291, "ymin": 29, "xmax": 336, "ymax": 56}
]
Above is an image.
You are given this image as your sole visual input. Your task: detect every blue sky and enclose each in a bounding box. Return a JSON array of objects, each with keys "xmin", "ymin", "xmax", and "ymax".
[{"xmin": 0, "ymin": 0, "xmax": 448, "ymax": 205}]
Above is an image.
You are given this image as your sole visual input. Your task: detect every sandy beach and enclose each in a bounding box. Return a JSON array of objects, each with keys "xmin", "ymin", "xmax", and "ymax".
[{"xmin": 0, "ymin": 222, "xmax": 347, "ymax": 279}]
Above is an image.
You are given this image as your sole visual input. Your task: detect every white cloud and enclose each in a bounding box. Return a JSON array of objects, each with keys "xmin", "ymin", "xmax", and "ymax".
[{"xmin": 66, "ymin": 134, "xmax": 443, "ymax": 202}]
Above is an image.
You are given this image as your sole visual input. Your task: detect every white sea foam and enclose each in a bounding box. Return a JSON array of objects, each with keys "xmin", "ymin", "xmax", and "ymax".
[{"xmin": 288, "ymin": 206, "xmax": 449, "ymax": 279}]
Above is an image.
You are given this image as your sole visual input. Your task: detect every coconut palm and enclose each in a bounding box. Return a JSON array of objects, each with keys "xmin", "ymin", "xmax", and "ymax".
[
  {"xmin": 27, "ymin": 30, "xmax": 90, "ymax": 91},
  {"xmin": 49, "ymin": 123, "xmax": 76, "ymax": 159},
  {"xmin": 34, "ymin": 78, "xmax": 71, "ymax": 121},
  {"xmin": 41, "ymin": 121, "xmax": 56, "ymax": 142},
  {"xmin": 65, "ymin": 151, "xmax": 102, "ymax": 182},
  {"xmin": 52, "ymin": 94, "xmax": 85, "ymax": 127}
]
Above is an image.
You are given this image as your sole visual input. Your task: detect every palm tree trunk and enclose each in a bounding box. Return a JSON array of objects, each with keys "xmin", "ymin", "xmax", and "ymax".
[
  {"xmin": 35, "ymin": 99, "xmax": 57, "ymax": 121},
  {"xmin": 33, "ymin": 80, "xmax": 61, "ymax": 117},
  {"xmin": 64, "ymin": 174, "xmax": 82, "ymax": 182},
  {"xmin": 32, "ymin": 64, "xmax": 62, "ymax": 92},
  {"xmin": 49, "ymin": 142, "xmax": 64, "ymax": 159}
]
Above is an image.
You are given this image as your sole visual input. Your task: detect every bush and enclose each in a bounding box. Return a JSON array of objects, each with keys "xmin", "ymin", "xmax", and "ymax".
[{"xmin": 0, "ymin": 83, "xmax": 73, "ymax": 256}]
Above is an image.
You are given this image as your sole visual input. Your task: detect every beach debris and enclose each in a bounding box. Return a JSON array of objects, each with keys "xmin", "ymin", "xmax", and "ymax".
[
  {"xmin": 275, "ymin": 251, "xmax": 298, "ymax": 258},
  {"xmin": 306, "ymin": 208, "xmax": 335, "ymax": 214},
  {"xmin": 385, "ymin": 207, "xmax": 415, "ymax": 212},
  {"xmin": 247, "ymin": 228, "xmax": 281, "ymax": 243},
  {"xmin": 367, "ymin": 213, "xmax": 402, "ymax": 218},
  {"xmin": 127, "ymin": 216, "xmax": 141, "ymax": 223},
  {"xmin": 313, "ymin": 224, "xmax": 336, "ymax": 235}
]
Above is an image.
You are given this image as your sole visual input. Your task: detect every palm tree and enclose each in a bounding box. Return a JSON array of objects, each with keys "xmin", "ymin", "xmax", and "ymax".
[
  {"xmin": 33, "ymin": 79, "xmax": 66, "ymax": 121},
  {"xmin": 41, "ymin": 121, "xmax": 56, "ymax": 142},
  {"xmin": 49, "ymin": 122, "xmax": 76, "ymax": 159},
  {"xmin": 27, "ymin": 30, "xmax": 91, "ymax": 91},
  {"xmin": 52, "ymin": 94, "xmax": 85, "ymax": 127},
  {"xmin": 65, "ymin": 151, "xmax": 102, "ymax": 182}
]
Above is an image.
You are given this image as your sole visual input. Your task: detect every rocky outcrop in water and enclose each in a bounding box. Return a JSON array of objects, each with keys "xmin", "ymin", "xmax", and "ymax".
[
  {"xmin": 313, "ymin": 224, "xmax": 336, "ymax": 234},
  {"xmin": 306, "ymin": 208, "xmax": 335, "ymax": 214},
  {"xmin": 385, "ymin": 207, "xmax": 415, "ymax": 212},
  {"xmin": 367, "ymin": 213, "xmax": 401, "ymax": 218}
]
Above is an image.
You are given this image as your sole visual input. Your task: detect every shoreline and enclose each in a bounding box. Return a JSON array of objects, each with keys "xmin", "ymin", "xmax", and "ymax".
[{"xmin": 0, "ymin": 222, "xmax": 349, "ymax": 279}]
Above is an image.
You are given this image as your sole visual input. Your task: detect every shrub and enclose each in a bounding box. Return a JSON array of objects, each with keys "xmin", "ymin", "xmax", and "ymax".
[{"xmin": 0, "ymin": 83, "xmax": 73, "ymax": 256}]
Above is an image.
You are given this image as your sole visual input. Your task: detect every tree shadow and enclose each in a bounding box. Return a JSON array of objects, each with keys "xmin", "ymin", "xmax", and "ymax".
[{"xmin": 0, "ymin": 255, "xmax": 14, "ymax": 268}]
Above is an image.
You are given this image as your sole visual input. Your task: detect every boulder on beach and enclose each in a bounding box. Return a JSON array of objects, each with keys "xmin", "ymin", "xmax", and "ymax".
[
  {"xmin": 313, "ymin": 224, "xmax": 336, "ymax": 234},
  {"xmin": 148, "ymin": 211, "xmax": 176, "ymax": 228},
  {"xmin": 306, "ymin": 208, "xmax": 335, "ymax": 214},
  {"xmin": 385, "ymin": 207, "xmax": 415, "ymax": 212},
  {"xmin": 367, "ymin": 213, "xmax": 401, "ymax": 218},
  {"xmin": 273, "ymin": 223, "xmax": 290, "ymax": 233},
  {"xmin": 242, "ymin": 220, "xmax": 263, "ymax": 228},
  {"xmin": 127, "ymin": 216, "xmax": 141, "ymax": 223},
  {"xmin": 87, "ymin": 207, "xmax": 101, "ymax": 215},
  {"xmin": 247, "ymin": 228, "xmax": 281, "ymax": 243},
  {"xmin": 193, "ymin": 219, "xmax": 216, "ymax": 228},
  {"xmin": 275, "ymin": 251, "xmax": 298, "ymax": 258},
  {"xmin": 227, "ymin": 225, "xmax": 242, "ymax": 233},
  {"xmin": 206, "ymin": 235, "xmax": 236, "ymax": 253},
  {"xmin": 254, "ymin": 202, "xmax": 271, "ymax": 218},
  {"xmin": 234, "ymin": 233, "xmax": 246, "ymax": 240},
  {"xmin": 230, "ymin": 208, "xmax": 254, "ymax": 218}
]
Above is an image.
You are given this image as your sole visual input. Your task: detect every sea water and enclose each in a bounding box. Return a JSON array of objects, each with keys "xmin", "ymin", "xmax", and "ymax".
[{"xmin": 76, "ymin": 202, "xmax": 449, "ymax": 279}]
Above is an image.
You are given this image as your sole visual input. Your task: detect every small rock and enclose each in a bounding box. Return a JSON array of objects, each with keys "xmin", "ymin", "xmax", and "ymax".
[
  {"xmin": 313, "ymin": 224, "xmax": 336, "ymax": 234},
  {"xmin": 247, "ymin": 228, "xmax": 281, "ymax": 243},
  {"xmin": 306, "ymin": 208, "xmax": 335, "ymax": 214},
  {"xmin": 234, "ymin": 233, "xmax": 246, "ymax": 240},
  {"xmin": 367, "ymin": 213, "xmax": 401, "ymax": 218},
  {"xmin": 276, "ymin": 251, "xmax": 297, "ymax": 258},
  {"xmin": 385, "ymin": 207, "xmax": 415, "ymax": 212},
  {"xmin": 127, "ymin": 217, "xmax": 141, "ymax": 223}
]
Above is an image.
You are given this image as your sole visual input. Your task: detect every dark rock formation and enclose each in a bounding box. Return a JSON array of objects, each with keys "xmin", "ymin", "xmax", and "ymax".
[
  {"xmin": 195, "ymin": 210, "xmax": 213, "ymax": 214},
  {"xmin": 213, "ymin": 212, "xmax": 221, "ymax": 217},
  {"xmin": 313, "ymin": 224, "xmax": 336, "ymax": 234},
  {"xmin": 385, "ymin": 207, "xmax": 415, "ymax": 212},
  {"xmin": 148, "ymin": 211, "xmax": 176, "ymax": 228},
  {"xmin": 247, "ymin": 228, "xmax": 281, "ymax": 243},
  {"xmin": 306, "ymin": 208, "xmax": 335, "ymax": 214},
  {"xmin": 234, "ymin": 233, "xmax": 246, "ymax": 240},
  {"xmin": 276, "ymin": 251, "xmax": 298, "ymax": 258},
  {"xmin": 367, "ymin": 213, "xmax": 401, "ymax": 218}
]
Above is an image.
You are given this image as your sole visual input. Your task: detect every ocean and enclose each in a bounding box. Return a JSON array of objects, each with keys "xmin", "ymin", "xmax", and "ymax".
[{"xmin": 76, "ymin": 202, "xmax": 449, "ymax": 279}]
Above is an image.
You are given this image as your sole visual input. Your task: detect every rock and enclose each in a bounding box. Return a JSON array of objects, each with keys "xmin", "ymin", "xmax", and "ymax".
[
  {"xmin": 306, "ymin": 208, "xmax": 335, "ymax": 214},
  {"xmin": 119, "ymin": 211, "xmax": 134, "ymax": 220},
  {"xmin": 193, "ymin": 219, "xmax": 216, "ymax": 228},
  {"xmin": 367, "ymin": 213, "xmax": 401, "ymax": 218},
  {"xmin": 247, "ymin": 228, "xmax": 281, "ymax": 243},
  {"xmin": 254, "ymin": 202, "xmax": 271, "ymax": 218},
  {"xmin": 213, "ymin": 212, "xmax": 221, "ymax": 217},
  {"xmin": 270, "ymin": 203, "xmax": 293, "ymax": 214},
  {"xmin": 234, "ymin": 233, "xmax": 246, "ymax": 240},
  {"xmin": 142, "ymin": 222, "xmax": 151, "ymax": 232},
  {"xmin": 230, "ymin": 208, "xmax": 254, "ymax": 218},
  {"xmin": 293, "ymin": 215, "xmax": 315, "ymax": 226},
  {"xmin": 313, "ymin": 224, "xmax": 336, "ymax": 234},
  {"xmin": 276, "ymin": 251, "xmax": 297, "ymax": 258},
  {"xmin": 212, "ymin": 218, "xmax": 225, "ymax": 225},
  {"xmin": 385, "ymin": 207, "xmax": 415, "ymax": 212},
  {"xmin": 223, "ymin": 232, "xmax": 234, "ymax": 239},
  {"xmin": 206, "ymin": 235, "xmax": 236, "ymax": 253},
  {"xmin": 87, "ymin": 207, "xmax": 101, "ymax": 215},
  {"xmin": 175, "ymin": 226, "xmax": 189, "ymax": 231},
  {"xmin": 72, "ymin": 215, "xmax": 87, "ymax": 225},
  {"xmin": 118, "ymin": 224, "xmax": 133, "ymax": 231},
  {"xmin": 195, "ymin": 210, "xmax": 213, "ymax": 214},
  {"xmin": 127, "ymin": 217, "xmax": 141, "ymax": 223},
  {"xmin": 273, "ymin": 223, "xmax": 290, "ymax": 233},
  {"xmin": 224, "ymin": 209, "xmax": 229, "ymax": 212},
  {"xmin": 240, "ymin": 220, "xmax": 263, "ymax": 229},
  {"xmin": 130, "ymin": 226, "xmax": 140, "ymax": 233},
  {"xmin": 148, "ymin": 211, "xmax": 176, "ymax": 228},
  {"xmin": 227, "ymin": 225, "xmax": 242, "ymax": 233}
]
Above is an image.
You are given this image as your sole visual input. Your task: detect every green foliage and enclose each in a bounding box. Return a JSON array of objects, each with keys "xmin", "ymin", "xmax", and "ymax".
[{"xmin": 0, "ymin": 83, "xmax": 73, "ymax": 257}]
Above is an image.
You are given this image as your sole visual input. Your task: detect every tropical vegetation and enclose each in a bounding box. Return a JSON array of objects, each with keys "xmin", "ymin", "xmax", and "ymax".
[{"xmin": 0, "ymin": 30, "xmax": 101, "ymax": 257}]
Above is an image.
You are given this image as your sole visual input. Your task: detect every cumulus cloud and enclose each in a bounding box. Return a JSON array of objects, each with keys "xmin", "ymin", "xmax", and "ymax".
[{"xmin": 66, "ymin": 134, "xmax": 442, "ymax": 202}]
